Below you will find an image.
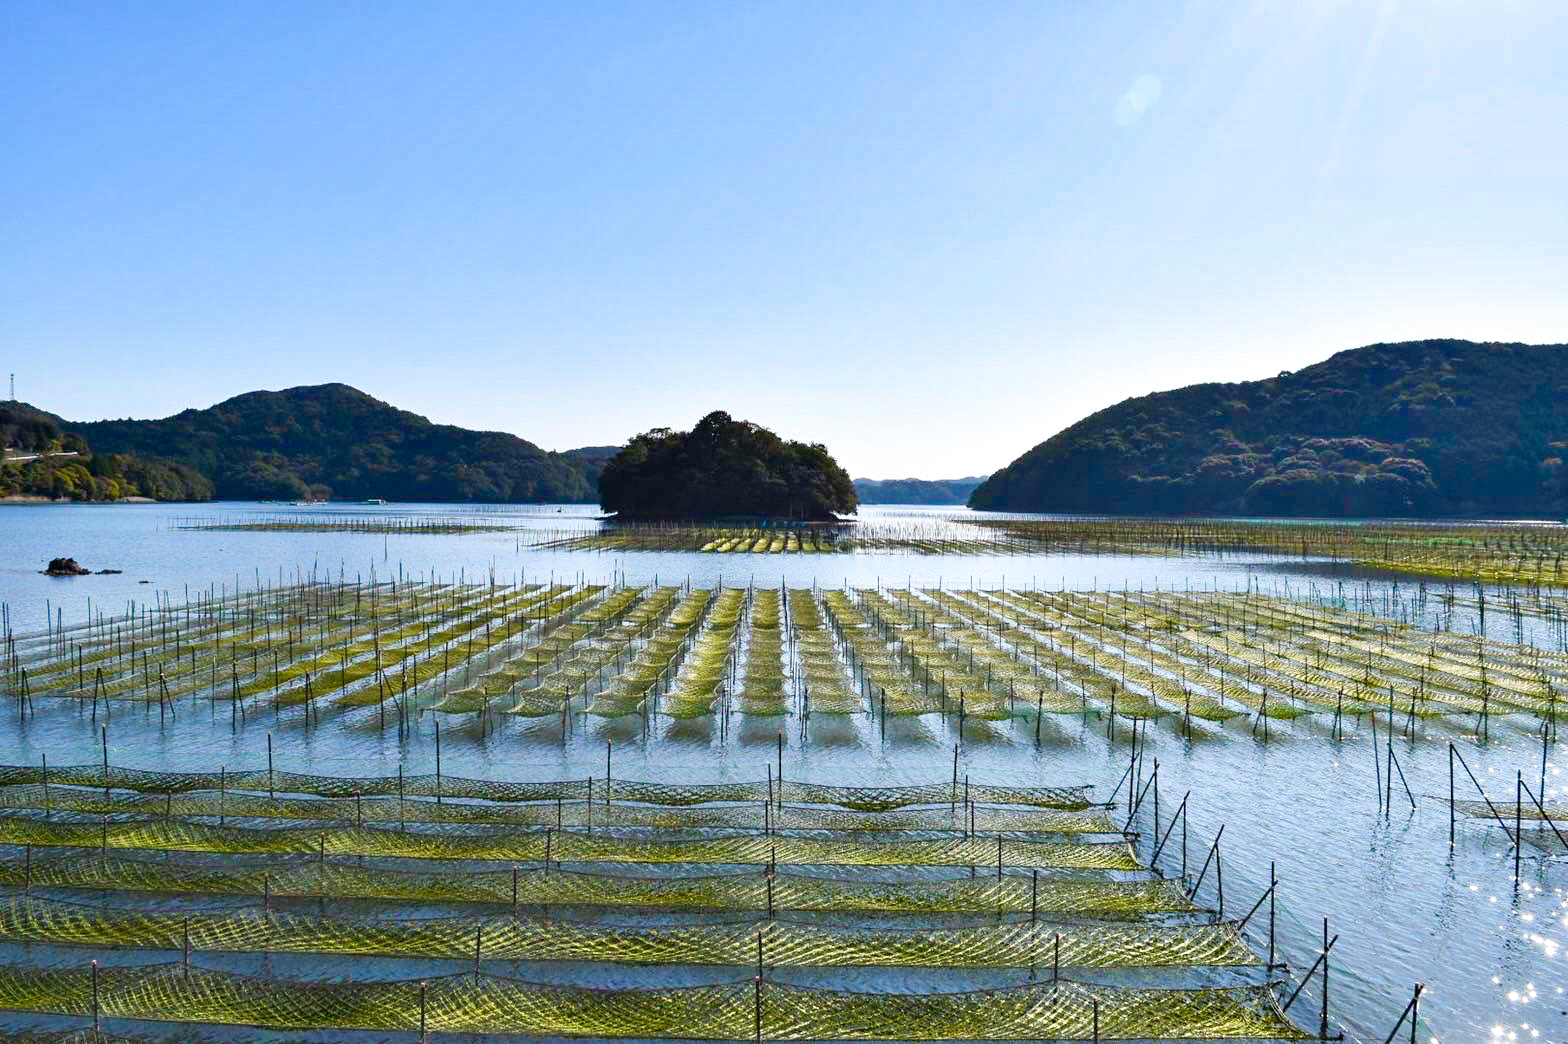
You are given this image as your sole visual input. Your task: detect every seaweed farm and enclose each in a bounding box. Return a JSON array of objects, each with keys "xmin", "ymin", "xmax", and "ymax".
[
  {"xmin": 0, "ymin": 580, "xmax": 1343, "ymax": 1039},
  {"xmin": 0, "ymin": 760, "xmax": 1314, "ymax": 1040},
  {"xmin": 968, "ymin": 517, "xmax": 1568, "ymax": 587},
  {"xmin": 5, "ymin": 579, "xmax": 1564, "ymax": 742},
  {"xmin": 0, "ymin": 502, "xmax": 1565, "ymax": 1041},
  {"xmin": 537, "ymin": 525, "xmax": 850, "ymax": 554},
  {"xmin": 173, "ymin": 515, "xmax": 516, "ymax": 535},
  {"xmin": 518, "ymin": 514, "xmax": 1568, "ymax": 588},
  {"xmin": 161, "ymin": 507, "xmax": 1568, "ymax": 591},
  {"xmin": 524, "ymin": 521, "xmax": 1021, "ymax": 555}
]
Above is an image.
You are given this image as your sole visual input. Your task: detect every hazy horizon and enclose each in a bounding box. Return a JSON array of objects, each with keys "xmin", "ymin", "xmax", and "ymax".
[{"xmin": 5, "ymin": 2, "xmax": 1565, "ymax": 477}]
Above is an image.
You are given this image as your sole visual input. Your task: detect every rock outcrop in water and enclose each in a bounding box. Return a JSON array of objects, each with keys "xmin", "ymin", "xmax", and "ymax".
[{"xmin": 44, "ymin": 557, "xmax": 90, "ymax": 576}]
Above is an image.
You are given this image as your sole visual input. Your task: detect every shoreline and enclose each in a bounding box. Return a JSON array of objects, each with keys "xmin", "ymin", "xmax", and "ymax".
[{"xmin": 0, "ymin": 495, "xmax": 159, "ymax": 505}]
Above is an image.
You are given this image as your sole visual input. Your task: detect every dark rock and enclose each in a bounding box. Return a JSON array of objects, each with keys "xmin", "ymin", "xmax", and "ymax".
[
  {"xmin": 96, "ymin": 569, "xmax": 123, "ymax": 575},
  {"xmin": 43, "ymin": 557, "xmax": 90, "ymax": 576}
]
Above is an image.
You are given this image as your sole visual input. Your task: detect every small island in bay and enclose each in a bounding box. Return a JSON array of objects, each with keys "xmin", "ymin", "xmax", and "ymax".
[{"xmin": 598, "ymin": 411, "xmax": 857, "ymax": 522}]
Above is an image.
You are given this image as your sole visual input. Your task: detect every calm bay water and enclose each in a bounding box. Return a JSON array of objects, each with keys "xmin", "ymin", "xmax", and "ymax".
[{"xmin": 0, "ymin": 501, "xmax": 1563, "ymax": 1042}]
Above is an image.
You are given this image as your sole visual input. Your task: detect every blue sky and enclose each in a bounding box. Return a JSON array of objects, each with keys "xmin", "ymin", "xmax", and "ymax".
[{"xmin": 3, "ymin": 1, "xmax": 1565, "ymax": 478}]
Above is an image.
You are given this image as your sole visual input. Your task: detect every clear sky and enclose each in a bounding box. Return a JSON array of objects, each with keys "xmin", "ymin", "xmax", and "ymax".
[{"xmin": 3, "ymin": 1, "xmax": 1565, "ymax": 478}]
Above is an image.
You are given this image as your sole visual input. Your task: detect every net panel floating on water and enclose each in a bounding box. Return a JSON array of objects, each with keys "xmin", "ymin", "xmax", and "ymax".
[
  {"xmin": 0, "ymin": 962, "xmax": 1308, "ymax": 1039},
  {"xmin": 0, "ymin": 815, "xmax": 1140, "ymax": 869},
  {"xmin": 0, "ymin": 851, "xmax": 1198, "ymax": 915},
  {"xmin": 0, "ymin": 761, "xmax": 1095, "ymax": 809},
  {"xmin": 0, "ymin": 895, "xmax": 1257, "ymax": 969},
  {"xmin": 0, "ymin": 784, "xmax": 1116, "ymax": 832}
]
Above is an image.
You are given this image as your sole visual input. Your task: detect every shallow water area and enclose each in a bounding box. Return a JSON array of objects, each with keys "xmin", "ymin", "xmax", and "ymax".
[{"xmin": 0, "ymin": 502, "xmax": 1564, "ymax": 1041}]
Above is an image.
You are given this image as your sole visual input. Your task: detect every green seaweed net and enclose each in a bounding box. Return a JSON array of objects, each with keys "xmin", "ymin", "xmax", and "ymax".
[
  {"xmin": 0, "ymin": 764, "xmax": 1303, "ymax": 1041},
  {"xmin": 0, "ymin": 895, "xmax": 1255, "ymax": 969},
  {"xmin": 0, "ymin": 816, "xmax": 1139, "ymax": 869},
  {"xmin": 0, "ymin": 851, "xmax": 1195, "ymax": 916},
  {"xmin": 0, "ymin": 963, "xmax": 1306, "ymax": 1039},
  {"xmin": 0, "ymin": 763, "xmax": 1095, "ymax": 810},
  {"xmin": 0, "ymin": 785, "xmax": 1115, "ymax": 833}
]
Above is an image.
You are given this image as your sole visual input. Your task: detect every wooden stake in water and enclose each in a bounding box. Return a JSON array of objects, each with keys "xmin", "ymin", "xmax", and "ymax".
[
  {"xmin": 1448, "ymin": 744, "xmax": 1455, "ymax": 847},
  {"xmin": 1268, "ymin": 862, "xmax": 1277, "ymax": 969},
  {"xmin": 1372, "ymin": 715, "xmax": 1383, "ymax": 814},
  {"xmin": 1385, "ymin": 694, "xmax": 1394, "ymax": 812},
  {"xmin": 1516, "ymin": 771, "xmax": 1523, "ymax": 883},
  {"xmin": 100, "ymin": 726, "xmax": 109, "ymax": 799},
  {"xmin": 1543, "ymin": 722, "xmax": 1551, "ymax": 819},
  {"xmin": 1321, "ymin": 917, "xmax": 1330, "ymax": 1039}
]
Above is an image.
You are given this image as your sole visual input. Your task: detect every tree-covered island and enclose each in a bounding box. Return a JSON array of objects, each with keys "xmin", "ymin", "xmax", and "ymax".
[{"xmin": 599, "ymin": 411, "xmax": 857, "ymax": 522}]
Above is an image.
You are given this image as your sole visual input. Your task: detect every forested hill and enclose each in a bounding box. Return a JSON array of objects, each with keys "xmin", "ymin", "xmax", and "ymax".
[
  {"xmin": 854, "ymin": 476, "xmax": 985, "ymax": 505},
  {"xmin": 561, "ymin": 445, "xmax": 621, "ymax": 494},
  {"xmin": 969, "ymin": 340, "xmax": 1568, "ymax": 518},
  {"xmin": 74, "ymin": 384, "xmax": 599, "ymax": 503},
  {"xmin": 2, "ymin": 401, "xmax": 212, "ymax": 501}
]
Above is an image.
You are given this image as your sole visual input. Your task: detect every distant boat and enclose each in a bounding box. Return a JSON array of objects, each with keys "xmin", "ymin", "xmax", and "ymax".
[{"xmin": 364, "ymin": 498, "xmax": 388, "ymax": 505}]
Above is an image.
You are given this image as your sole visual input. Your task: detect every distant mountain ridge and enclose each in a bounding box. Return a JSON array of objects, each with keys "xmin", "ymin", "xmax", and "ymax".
[
  {"xmin": 854, "ymin": 476, "xmax": 985, "ymax": 505},
  {"xmin": 970, "ymin": 339, "xmax": 1568, "ymax": 518},
  {"xmin": 561, "ymin": 445, "xmax": 621, "ymax": 494},
  {"xmin": 74, "ymin": 384, "xmax": 600, "ymax": 503}
]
